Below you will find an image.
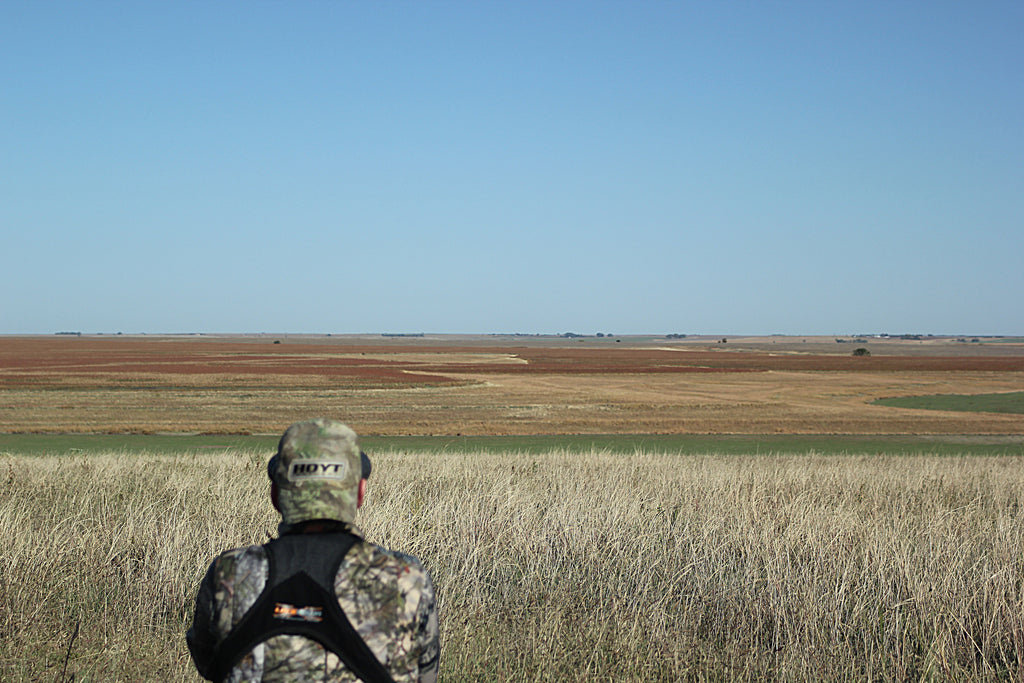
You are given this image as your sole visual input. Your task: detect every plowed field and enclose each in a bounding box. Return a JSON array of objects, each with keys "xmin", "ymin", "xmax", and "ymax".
[{"xmin": 2, "ymin": 335, "xmax": 1022, "ymax": 435}]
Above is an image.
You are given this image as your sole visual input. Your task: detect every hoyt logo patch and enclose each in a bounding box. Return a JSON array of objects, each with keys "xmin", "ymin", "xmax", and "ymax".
[
  {"xmin": 287, "ymin": 460, "xmax": 349, "ymax": 481},
  {"xmin": 273, "ymin": 602, "xmax": 323, "ymax": 623}
]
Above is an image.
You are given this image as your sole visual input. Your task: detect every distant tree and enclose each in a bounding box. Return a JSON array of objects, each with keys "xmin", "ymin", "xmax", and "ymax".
[{"xmin": 852, "ymin": 347, "xmax": 870, "ymax": 356}]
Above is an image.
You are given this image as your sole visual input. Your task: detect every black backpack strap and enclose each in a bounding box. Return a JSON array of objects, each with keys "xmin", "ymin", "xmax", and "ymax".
[{"xmin": 211, "ymin": 533, "xmax": 397, "ymax": 683}]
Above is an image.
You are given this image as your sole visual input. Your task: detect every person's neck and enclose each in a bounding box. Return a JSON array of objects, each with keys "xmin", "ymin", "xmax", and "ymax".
[{"xmin": 284, "ymin": 519, "xmax": 352, "ymax": 535}]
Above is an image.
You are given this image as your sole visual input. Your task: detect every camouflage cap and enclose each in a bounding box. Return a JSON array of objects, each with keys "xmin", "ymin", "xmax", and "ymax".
[{"xmin": 268, "ymin": 419, "xmax": 366, "ymax": 525}]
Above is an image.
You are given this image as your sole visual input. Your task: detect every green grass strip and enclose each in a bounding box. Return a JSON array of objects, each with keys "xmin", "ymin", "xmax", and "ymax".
[
  {"xmin": 1, "ymin": 433, "xmax": 1021, "ymax": 457},
  {"xmin": 0, "ymin": 433, "xmax": 277, "ymax": 456},
  {"xmin": 873, "ymin": 391, "xmax": 1024, "ymax": 415}
]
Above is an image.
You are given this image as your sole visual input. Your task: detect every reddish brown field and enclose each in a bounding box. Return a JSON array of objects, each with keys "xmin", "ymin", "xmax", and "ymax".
[{"xmin": 1, "ymin": 335, "xmax": 1022, "ymax": 435}]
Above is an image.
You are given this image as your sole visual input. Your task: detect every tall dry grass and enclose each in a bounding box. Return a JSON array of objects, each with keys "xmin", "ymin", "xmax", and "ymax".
[{"xmin": 1, "ymin": 449, "xmax": 1022, "ymax": 681}]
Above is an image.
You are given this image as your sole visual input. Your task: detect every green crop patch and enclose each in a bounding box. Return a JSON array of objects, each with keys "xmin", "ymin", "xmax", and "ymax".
[{"xmin": 873, "ymin": 391, "xmax": 1024, "ymax": 415}]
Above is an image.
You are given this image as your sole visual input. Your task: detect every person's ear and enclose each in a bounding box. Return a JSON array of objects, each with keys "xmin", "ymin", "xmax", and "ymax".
[
  {"xmin": 271, "ymin": 481, "xmax": 281, "ymax": 512},
  {"xmin": 357, "ymin": 478, "xmax": 367, "ymax": 508}
]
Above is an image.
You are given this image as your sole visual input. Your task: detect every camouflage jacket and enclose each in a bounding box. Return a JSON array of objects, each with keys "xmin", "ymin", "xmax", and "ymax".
[{"xmin": 187, "ymin": 524, "xmax": 439, "ymax": 683}]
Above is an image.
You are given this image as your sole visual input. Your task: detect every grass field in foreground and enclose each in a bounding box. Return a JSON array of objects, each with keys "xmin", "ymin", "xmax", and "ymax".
[
  {"xmin": 2, "ymin": 432, "xmax": 1023, "ymax": 457},
  {"xmin": 2, "ymin": 449, "xmax": 1022, "ymax": 681},
  {"xmin": 873, "ymin": 391, "xmax": 1024, "ymax": 415}
]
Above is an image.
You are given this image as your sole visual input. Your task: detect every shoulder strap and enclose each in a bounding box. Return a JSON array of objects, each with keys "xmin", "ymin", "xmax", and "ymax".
[{"xmin": 211, "ymin": 533, "xmax": 397, "ymax": 683}]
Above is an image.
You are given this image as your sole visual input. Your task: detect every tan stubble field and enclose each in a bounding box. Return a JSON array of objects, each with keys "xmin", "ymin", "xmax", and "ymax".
[{"xmin": 0, "ymin": 334, "xmax": 1021, "ymax": 436}]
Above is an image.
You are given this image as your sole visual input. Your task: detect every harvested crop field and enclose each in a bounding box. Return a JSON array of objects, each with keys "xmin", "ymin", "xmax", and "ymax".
[{"xmin": 1, "ymin": 335, "xmax": 1023, "ymax": 436}]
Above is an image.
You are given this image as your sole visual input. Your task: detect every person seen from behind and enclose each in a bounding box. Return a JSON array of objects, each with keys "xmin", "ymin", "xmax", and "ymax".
[{"xmin": 187, "ymin": 418, "xmax": 439, "ymax": 683}]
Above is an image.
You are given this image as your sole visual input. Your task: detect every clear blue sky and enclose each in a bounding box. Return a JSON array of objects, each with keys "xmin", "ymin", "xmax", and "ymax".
[{"xmin": 3, "ymin": 1, "xmax": 1021, "ymax": 336}]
